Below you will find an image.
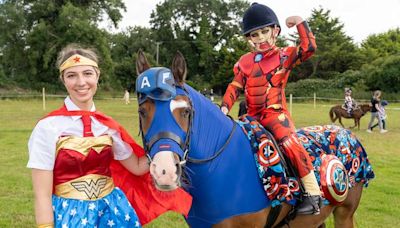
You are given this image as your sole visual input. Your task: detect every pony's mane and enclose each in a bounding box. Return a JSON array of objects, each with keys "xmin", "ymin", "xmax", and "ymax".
[{"xmin": 183, "ymin": 84, "xmax": 235, "ymax": 159}]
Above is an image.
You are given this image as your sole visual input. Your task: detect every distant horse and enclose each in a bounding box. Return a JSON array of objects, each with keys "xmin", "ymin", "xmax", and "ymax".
[
  {"xmin": 329, "ymin": 104, "xmax": 371, "ymax": 130},
  {"xmin": 135, "ymin": 51, "xmax": 374, "ymax": 228}
]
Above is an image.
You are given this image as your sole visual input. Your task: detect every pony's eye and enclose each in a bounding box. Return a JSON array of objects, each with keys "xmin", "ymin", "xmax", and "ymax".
[
  {"xmin": 181, "ymin": 108, "xmax": 191, "ymax": 118},
  {"xmin": 138, "ymin": 108, "xmax": 147, "ymax": 118}
]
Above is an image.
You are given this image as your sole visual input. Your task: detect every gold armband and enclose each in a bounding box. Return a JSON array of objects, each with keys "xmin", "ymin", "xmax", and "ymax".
[{"xmin": 37, "ymin": 222, "xmax": 54, "ymax": 228}]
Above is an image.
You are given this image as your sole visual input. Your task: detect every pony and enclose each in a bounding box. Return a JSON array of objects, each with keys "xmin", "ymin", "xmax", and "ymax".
[
  {"xmin": 329, "ymin": 104, "xmax": 371, "ymax": 130},
  {"xmin": 135, "ymin": 51, "xmax": 374, "ymax": 228}
]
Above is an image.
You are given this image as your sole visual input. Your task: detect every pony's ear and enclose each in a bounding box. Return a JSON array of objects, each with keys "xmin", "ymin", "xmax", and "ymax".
[
  {"xmin": 171, "ymin": 51, "xmax": 187, "ymax": 86},
  {"xmin": 136, "ymin": 49, "xmax": 150, "ymax": 75}
]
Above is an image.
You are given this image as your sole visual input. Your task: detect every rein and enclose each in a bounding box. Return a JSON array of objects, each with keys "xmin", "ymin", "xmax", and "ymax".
[
  {"xmin": 140, "ymin": 85, "xmax": 236, "ymax": 166},
  {"xmin": 186, "ymin": 116, "xmax": 236, "ymax": 164}
]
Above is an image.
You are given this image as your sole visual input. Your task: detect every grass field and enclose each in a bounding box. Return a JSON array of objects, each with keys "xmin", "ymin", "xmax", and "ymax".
[{"xmin": 0, "ymin": 98, "xmax": 399, "ymax": 227}]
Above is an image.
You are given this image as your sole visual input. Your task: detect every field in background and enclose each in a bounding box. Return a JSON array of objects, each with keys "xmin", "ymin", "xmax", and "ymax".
[{"xmin": 0, "ymin": 98, "xmax": 399, "ymax": 227}]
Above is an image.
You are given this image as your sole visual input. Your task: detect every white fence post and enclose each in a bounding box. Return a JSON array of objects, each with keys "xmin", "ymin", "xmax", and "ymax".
[
  {"xmin": 42, "ymin": 87, "xmax": 46, "ymax": 111},
  {"xmin": 289, "ymin": 94, "xmax": 293, "ymax": 115},
  {"xmin": 314, "ymin": 93, "xmax": 316, "ymax": 109}
]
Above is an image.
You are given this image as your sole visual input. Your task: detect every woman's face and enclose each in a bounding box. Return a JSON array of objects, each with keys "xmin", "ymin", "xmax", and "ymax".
[{"xmin": 62, "ymin": 65, "xmax": 99, "ymax": 110}]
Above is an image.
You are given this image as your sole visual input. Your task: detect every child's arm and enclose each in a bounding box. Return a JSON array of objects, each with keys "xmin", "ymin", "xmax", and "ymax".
[
  {"xmin": 285, "ymin": 16, "xmax": 317, "ymax": 68},
  {"xmin": 221, "ymin": 62, "xmax": 245, "ymax": 114}
]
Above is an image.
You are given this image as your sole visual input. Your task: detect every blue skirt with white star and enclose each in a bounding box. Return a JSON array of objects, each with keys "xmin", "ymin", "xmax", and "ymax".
[{"xmin": 52, "ymin": 187, "xmax": 141, "ymax": 228}]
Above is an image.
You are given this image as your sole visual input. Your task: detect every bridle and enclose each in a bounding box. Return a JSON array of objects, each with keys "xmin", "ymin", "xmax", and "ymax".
[{"xmin": 138, "ymin": 85, "xmax": 237, "ymax": 184}]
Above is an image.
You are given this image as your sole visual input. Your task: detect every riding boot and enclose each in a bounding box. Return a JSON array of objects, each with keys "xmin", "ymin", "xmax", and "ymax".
[
  {"xmin": 347, "ymin": 111, "xmax": 352, "ymax": 118},
  {"xmin": 296, "ymin": 194, "xmax": 322, "ymax": 215},
  {"xmin": 297, "ymin": 172, "xmax": 322, "ymax": 215}
]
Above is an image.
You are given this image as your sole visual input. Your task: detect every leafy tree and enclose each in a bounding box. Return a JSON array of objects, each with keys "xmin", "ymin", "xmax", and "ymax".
[
  {"xmin": 294, "ymin": 7, "xmax": 361, "ymax": 80},
  {"xmin": 363, "ymin": 55, "xmax": 400, "ymax": 93},
  {"xmin": 0, "ymin": 0, "xmax": 27, "ymax": 86},
  {"xmin": 149, "ymin": 0, "xmax": 249, "ymax": 85},
  {"xmin": 0, "ymin": 0, "xmax": 125, "ymax": 91},
  {"xmin": 110, "ymin": 26, "xmax": 156, "ymax": 89},
  {"xmin": 359, "ymin": 28, "xmax": 400, "ymax": 63}
]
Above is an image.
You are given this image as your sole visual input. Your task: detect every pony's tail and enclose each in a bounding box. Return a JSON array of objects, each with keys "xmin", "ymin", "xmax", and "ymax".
[{"xmin": 329, "ymin": 108, "xmax": 335, "ymax": 122}]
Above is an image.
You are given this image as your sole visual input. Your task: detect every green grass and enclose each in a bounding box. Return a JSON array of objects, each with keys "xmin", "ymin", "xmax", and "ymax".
[{"xmin": 0, "ymin": 98, "xmax": 399, "ymax": 227}]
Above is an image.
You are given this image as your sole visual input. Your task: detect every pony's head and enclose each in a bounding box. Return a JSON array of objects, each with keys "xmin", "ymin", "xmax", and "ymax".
[{"xmin": 136, "ymin": 50, "xmax": 191, "ymax": 191}]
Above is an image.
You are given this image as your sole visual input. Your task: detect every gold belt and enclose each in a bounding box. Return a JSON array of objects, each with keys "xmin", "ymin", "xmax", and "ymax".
[{"xmin": 54, "ymin": 174, "xmax": 114, "ymax": 200}]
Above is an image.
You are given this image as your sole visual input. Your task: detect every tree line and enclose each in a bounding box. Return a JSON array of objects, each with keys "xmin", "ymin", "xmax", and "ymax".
[{"xmin": 0, "ymin": 0, "xmax": 399, "ymax": 98}]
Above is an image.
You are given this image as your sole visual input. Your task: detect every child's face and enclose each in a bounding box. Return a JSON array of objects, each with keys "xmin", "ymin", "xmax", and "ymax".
[{"xmin": 247, "ymin": 26, "xmax": 279, "ymax": 52}]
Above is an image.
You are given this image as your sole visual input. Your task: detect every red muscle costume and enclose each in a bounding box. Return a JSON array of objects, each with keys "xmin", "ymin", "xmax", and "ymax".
[
  {"xmin": 46, "ymin": 106, "xmax": 192, "ymax": 225},
  {"xmin": 222, "ymin": 21, "xmax": 316, "ymax": 178}
]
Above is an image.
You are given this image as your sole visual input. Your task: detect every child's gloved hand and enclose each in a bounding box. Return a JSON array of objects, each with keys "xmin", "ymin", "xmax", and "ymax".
[
  {"xmin": 286, "ymin": 16, "xmax": 303, "ymax": 28},
  {"xmin": 221, "ymin": 106, "xmax": 229, "ymax": 115}
]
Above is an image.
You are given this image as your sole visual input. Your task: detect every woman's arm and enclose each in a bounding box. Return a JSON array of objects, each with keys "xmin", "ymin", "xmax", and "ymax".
[
  {"xmin": 31, "ymin": 169, "xmax": 54, "ymax": 226},
  {"xmin": 119, "ymin": 154, "xmax": 149, "ymax": 176}
]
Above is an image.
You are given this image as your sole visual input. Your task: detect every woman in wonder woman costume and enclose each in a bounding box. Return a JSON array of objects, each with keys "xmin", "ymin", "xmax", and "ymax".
[{"xmin": 27, "ymin": 44, "xmax": 191, "ymax": 228}]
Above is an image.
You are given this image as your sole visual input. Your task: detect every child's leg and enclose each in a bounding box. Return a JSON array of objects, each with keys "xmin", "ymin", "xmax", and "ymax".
[{"xmin": 260, "ymin": 111, "xmax": 320, "ymax": 196}]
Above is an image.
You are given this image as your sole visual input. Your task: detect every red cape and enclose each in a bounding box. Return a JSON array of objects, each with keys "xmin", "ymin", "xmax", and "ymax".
[{"xmin": 46, "ymin": 106, "xmax": 192, "ymax": 225}]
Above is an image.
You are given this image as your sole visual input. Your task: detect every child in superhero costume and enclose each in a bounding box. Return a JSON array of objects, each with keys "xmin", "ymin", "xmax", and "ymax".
[{"xmin": 221, "ymin": 3, "xmax": 321, "ymax": 215}]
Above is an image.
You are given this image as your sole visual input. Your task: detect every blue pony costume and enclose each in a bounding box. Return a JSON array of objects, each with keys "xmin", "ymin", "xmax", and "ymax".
[{"xmin": 136, "ymin": 67, "xmax": 375, "ymax": 227}]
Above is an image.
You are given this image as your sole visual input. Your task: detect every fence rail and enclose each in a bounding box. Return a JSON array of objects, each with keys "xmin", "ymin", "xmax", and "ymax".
[{"xmin": 1, "ymin": 89, "xmax": 399, "ymax": 112}]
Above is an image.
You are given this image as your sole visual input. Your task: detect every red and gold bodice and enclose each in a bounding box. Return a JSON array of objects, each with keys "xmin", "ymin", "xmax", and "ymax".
[{"xmin": 53, "ymin": 116, "xmax": 115, "ymax": 200}]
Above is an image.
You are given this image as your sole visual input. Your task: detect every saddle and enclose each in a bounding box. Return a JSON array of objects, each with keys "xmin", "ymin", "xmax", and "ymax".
[
  {"xmin": 237, "ymin": 116, "xmax": 350, "ymax": 226},
  {"xmin": 341, "ymin": 104, "xmax": 360, "ymax": 111},
  {"xmin": 341, "ymin": 104, "xmax": 360, "ymax": 117}
]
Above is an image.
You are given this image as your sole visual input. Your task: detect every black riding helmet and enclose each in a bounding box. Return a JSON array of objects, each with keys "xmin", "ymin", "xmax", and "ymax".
[{"xmin": 242, "ymin": 3, "xmax": 280, "ymax": 36}]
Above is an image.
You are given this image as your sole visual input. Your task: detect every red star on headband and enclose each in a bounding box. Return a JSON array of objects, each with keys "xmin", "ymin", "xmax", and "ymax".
[{"xmin": 73, "ymin": 56, "xmax": 81, "ymax": 63}]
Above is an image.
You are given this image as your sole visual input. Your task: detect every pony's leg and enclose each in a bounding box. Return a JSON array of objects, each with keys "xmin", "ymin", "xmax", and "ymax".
[
  {"xmin": 213, "ymin": 204, "xmax": 292, "ymax": 228},
  {"xmin": 213, "ymin": 207, "xmax": 268, "ymax": 228},
  {"xmin": 349, "ymin": 119, "xmax": 357, "ymax": 129},
  {"xmin": 288, "ymin": 204, "xmax": 335, "ymax": 228},
  {"xmin": 338, "ymin": 117, "xmax": 345, "ymax": 128},
  {"xmin": 333, "ymin": 182, "xmax": 363, "ymax": 228}
]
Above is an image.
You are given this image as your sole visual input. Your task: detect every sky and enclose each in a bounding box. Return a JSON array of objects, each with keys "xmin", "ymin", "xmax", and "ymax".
[{"xmin": 112, "ymin": 0, "xmax": 400, "ymax": 44}]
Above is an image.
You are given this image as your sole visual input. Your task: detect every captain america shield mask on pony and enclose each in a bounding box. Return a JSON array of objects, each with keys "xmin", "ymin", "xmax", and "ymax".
[{"xmin": 136, "ymin": 67, "xmax": 192, "ymax": 187}]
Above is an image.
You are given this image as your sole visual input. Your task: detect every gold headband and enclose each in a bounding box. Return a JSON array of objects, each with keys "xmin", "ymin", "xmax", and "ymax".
[{"xmin": 59, "ymin": 54, "xmax": 98, "ymax": 73}]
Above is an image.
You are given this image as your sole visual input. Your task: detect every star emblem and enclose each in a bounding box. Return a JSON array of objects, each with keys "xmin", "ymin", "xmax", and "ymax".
[
  {"xmin": 62, "ymin": 224, "xmax": 68, "ymax": 228},
  {"xmin": 89, "ymin": 203, "xmax": 96, "ymax": 210},
  {"xmin": 107, "ymin": 220, "xmax": 115, "ymax": 227},
  {"xmin": 125, "ymin": 214, "xmax": 130, "ymax": 221},
  {"xmin": 98, "ymin": 210, "xmax": 104, "ymax": 217},
  {"xmin": 81, "ymin": 218, "xmax": 88, "ymax": 225},
  {"xmin": 335, "ymin": 169, "xmax": 346, "ymax": 191},
  {"xmin": 135, "ymin": 221, "xmax": 140, "ymax": 227},
  {"xmin": 114, "ymin": 207, "xmax": 119, "ymax": 215},
  {"xmin": 70, "ymin": 208, "xmax": 77, "ymax": 216},
  {"xmin": 73, "ymin": 56, "xmax": 80, "ymax": 63},
  {"xmin": 62, "ymin": 201, "xmax": 68, "ymax": 208}
]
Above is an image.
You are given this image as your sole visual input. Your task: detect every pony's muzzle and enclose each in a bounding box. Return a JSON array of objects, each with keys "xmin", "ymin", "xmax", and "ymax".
[{"xmin": 149, "ymin": 151, "xmax": 181, "ymax": 191}]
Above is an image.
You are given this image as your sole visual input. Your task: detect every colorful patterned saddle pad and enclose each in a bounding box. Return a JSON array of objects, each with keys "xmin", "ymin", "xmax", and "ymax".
[{"xmin": 236, "ymin": 115, "xmax": 374, "ymax": 206}]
